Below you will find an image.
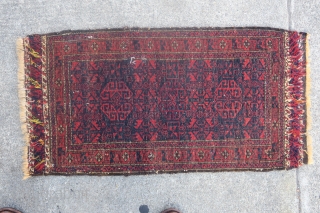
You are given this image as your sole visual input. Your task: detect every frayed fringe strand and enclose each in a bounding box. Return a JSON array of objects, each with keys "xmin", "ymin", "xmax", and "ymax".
[
  {"xmin": 18, "ymin": 35, "xmax": 47, "ymax": 176},
  {"xmin": 17, "ymin": 38, "xmax": 31, "ymax": 179},
  {"xmin": 305, "ymin": 34, "xmax": 313, "ymax": 164}
]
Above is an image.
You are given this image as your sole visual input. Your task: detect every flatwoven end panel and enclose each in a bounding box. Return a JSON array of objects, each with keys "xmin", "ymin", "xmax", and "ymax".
[{"xmin": 17, "ymin": 27, "xmax": 310, "ymax": 176}]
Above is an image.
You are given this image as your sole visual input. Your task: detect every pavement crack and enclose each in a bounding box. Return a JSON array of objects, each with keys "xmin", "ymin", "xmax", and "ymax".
[
  {"xmin": 287, "ymin": 0, "xmax": 293, "ymax": 30},
  {"xmin": 296, "ymin": 168, "xmax": 302, "ymax": 213}
]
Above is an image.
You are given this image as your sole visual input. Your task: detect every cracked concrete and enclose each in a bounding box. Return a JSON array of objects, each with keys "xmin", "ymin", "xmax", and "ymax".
[{"xmin": 0, "ymin": 0, "xmax": 318, "ymax": 212}]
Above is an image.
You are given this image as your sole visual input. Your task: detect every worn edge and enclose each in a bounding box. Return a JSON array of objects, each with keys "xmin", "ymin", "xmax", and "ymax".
[{"xmin": 31, "ymin": 26, "xmax": 303, "ymax": 37}]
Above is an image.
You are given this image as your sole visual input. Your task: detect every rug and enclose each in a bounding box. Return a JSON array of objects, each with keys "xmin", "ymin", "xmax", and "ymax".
[{"xmin": 17, "ymin": 27, "xmax": 311, "ymax": 177}]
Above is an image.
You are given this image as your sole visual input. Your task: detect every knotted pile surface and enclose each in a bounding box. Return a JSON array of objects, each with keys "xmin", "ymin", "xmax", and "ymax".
[{"xmin": 18, "ymin": 28, "xmax": 310, "ymax": 176}]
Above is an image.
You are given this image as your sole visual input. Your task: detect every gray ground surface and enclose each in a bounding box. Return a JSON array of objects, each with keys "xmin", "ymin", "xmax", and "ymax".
[{"xmin": 0, "ymin": 0, "xmax": 318, "ymax": 212}]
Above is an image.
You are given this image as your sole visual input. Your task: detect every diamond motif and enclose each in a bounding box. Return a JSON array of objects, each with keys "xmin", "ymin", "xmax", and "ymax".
[
  {"xmin": 214, "ymin": 80, "xmax": 242, "ymax": 118},
  {"xmin": 100, "ymin": 81, "xmax": 133, "ymax": 121}
]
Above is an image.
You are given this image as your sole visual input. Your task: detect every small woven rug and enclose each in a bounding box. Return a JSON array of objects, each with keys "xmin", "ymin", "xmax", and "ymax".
[{"xmin": 17, "ymin": 28, "xmax": 311, "ymax": 177}]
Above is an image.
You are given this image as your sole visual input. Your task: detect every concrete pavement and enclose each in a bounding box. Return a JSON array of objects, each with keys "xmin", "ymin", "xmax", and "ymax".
[{"xmin": 0, "ymin": 0, "xmax": 318, "ymax": 212}]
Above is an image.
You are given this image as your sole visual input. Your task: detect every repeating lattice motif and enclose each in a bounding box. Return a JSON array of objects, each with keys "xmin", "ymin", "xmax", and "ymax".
[{"xmin": 70, "ymin": 58, "xmax": 267, "ymax": 144}]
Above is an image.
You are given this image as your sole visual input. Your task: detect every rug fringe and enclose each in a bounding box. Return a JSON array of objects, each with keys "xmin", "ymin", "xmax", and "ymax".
[
  {"xmin": 285, "ymin": 31, "xmax": 309, "ymax": 168},
  {"xmin": 305, "ymin": 34, "xmax": 313, "ymax": 164},
  {"xmin": 17, "ymin": 38, "xmax": 30, "ymax": 179}
]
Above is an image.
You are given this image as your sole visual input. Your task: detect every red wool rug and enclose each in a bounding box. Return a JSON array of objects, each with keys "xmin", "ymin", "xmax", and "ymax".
[{"xmin": 17, "ymin": 28, "xmax": 311, "ymax": 177}]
